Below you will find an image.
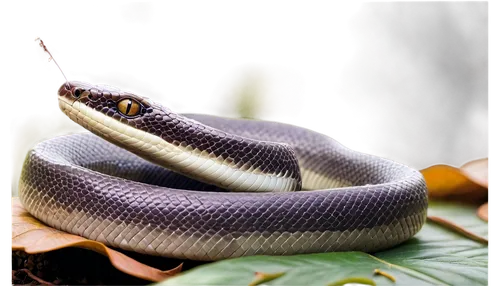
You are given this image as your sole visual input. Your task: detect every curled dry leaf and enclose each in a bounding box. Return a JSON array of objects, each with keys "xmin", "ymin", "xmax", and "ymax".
[
  {"xmin": 477, "ymin": 203, "xmax": 488, "ymax": 222},
  {"xmin": 461, "ymin": 158, "xmax": 488, "ymax": 188},
  {"xmin": 420, "ymin": 158, "xmax": 488, "ymax": 203},
  {"xmin": 11, "ymin": 197, "xmax": 182, "ymax": 282}
]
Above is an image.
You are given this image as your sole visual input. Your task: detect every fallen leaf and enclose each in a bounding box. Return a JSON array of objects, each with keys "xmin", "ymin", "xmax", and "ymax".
[
  {"xmin": 420, "ymin": 158, "xmax": 488, "ymax": 202},
  {"xmin": 248, "ymin": 271, "xmax": 285, "ymax": 286},
  {"xmin": 461, "ymin": 158, "xmax": 488, "ymax": 188},
  {"xmin": 12, "ymin": 197, "xmax": 182, "ymax": 282},
  {"xmin": 427, "ymin": 215, "xmax": 488, "ymax": 245},
  {"xmin": 477, "ymin": 203, "xmax": 488, "ymax": 222}
]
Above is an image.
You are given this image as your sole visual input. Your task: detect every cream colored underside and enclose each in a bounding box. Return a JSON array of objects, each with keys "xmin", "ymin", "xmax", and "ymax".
[
  {"xmin": 59, "ymin": 100, "xmax": 297, "ymax": 192},
  {"xmin": 301, "ymin": 168, "xmax": 352, "ymax": 190},
  {"xmin": 22, "ymin": 189, "xmax": 423, "ymax": 261}
]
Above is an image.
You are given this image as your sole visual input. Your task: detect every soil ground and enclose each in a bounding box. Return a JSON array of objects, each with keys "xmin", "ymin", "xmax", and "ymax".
[{"xmin": 12, "ymin": 248, "xmax": 206, "ymax": 285}]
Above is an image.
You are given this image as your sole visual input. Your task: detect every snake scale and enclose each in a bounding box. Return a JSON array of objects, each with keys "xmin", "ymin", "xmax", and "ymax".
[{"xmin": 19, "ymin": 81, "xmax": 428, "ymax": 261}]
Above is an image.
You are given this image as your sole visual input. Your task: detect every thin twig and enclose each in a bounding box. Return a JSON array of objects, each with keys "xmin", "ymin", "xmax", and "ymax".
[
  {"xmin": 16, "ymin": 268, "xmax": 55, "ymax": 285},
  {"xmin": 374, "ymin": 268, "xmax": 396, "ymax": 282},
  {"xmin": 35, "ymin": 37, "xmax": 69, "ymax": 87},
  {"xmin": 427, "ymin": 216, "xmax": 488, "ymax": 245}
]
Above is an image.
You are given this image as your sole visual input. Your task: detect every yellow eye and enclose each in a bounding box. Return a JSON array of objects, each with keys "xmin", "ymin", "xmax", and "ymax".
[{"xmin": 117, "ymin": 99, "xmax": 141, "ymax": 117}]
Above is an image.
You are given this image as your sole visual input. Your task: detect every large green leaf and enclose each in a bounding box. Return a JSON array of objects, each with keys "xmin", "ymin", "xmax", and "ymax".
[{"xmin": 158, "ymin": 201, "xmax": 487, "ymax": 285}]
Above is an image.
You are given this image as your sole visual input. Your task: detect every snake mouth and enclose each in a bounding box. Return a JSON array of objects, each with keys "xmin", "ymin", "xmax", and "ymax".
[
  {"xmin": 57, "ymin": 86, "xmax": 77, "ymax": 107},
  {"xmin": 57, "ymin": 81, "xmax": 101, "ymax": 117},
  {"xmin": 56, "ymin": 80, "xmax": 91, "ymax": 127}
]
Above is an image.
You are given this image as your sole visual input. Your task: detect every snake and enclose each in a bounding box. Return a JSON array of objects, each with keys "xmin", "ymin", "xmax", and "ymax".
[{"xmin": 18, "ymin": 81, "xmax": 428, "ymax": 261}]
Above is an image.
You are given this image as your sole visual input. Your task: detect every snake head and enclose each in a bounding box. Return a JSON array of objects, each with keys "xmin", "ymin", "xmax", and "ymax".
[
  {"xmin": 57, "ymin": 81, "xmax": 302, "ymax": 193},
  {"xmin": 58, "ymin": 81, "xmax": 155, "ymax": 120}
]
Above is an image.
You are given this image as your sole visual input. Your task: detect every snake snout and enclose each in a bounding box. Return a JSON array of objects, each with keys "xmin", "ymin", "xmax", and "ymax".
[
  {"xmin": 58, "ymin": 82, "xmax": 77, "ymax": 108},
  {"xmin": 57, "ymin": 82, "xmax": 71, "ymax": 97},
  {"xmin": 57, "ymin": 81, "xmax": 98, "ymax": 117}
]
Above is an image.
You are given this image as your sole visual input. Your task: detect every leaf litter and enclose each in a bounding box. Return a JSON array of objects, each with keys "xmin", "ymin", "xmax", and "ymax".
[{"xmin": 421, "ymin": 158, "xmax": 488, "ymax": 238}]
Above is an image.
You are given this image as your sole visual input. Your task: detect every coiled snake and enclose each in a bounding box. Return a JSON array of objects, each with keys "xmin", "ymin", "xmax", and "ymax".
[{"xmin": 19, "ymin": 81, "xmax": 428, "ymax": 261}]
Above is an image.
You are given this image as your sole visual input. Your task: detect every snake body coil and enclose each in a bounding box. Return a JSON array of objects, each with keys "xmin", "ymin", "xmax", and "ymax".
[{"xmin": 19, "ymin": 82, "xmax": 428, "ymax": 261}]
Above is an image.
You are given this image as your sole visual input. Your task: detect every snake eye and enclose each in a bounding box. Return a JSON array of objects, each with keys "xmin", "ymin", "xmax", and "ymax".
[
  {"xmin": 117, "ymin": 98, "xmax": 141, "ymax": 117},
  {"xmin": 73, "ymin": 88, "xmax": 82, "ymax": 98}
]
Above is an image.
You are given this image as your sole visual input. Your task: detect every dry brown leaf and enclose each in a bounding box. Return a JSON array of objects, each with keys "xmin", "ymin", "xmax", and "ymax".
[
  {"xmin": 12, "ymin": 197, "xmax": 182, "ymax": 282},
  {"xmin": 420, "ymin": 158, "xmax": 488, "ymax": 202},
  {"xmin": 477, "ymin": 203, "xmax": 488, "ymax": 222},
  {"xmin": 427, "ymin": 215, "xmax": 488, "ymax": 245},
  {"xmin": 461, "ymin": 158, "xmax": 488, "ymax": 188}
]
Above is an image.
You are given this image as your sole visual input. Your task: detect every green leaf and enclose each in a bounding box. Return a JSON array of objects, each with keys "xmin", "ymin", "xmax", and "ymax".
[{"xmin": 157, "ymin": 201, "xmax": 487, "ymax": 286}]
